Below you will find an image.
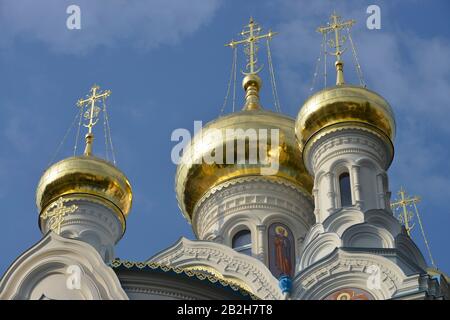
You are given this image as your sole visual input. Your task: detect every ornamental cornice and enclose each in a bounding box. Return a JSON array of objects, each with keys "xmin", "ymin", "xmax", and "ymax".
[
  {"xmin": 148, "ymin": 238, "xmax": 282, "ymax": 300},
  {"xmin": 196, "ymin": 176, "xmax": 312, "ymax": 210},
  {"xmin": 193, "ymin": 177, "xmax": 314, "ymax": 235},
  {"xmin": 40, "ymin": 201, "xmax": 122, "ymax": 241},
  {"xmin": 304, "ymin": 125, "xmax": 394, "ymax": 172},
  {"xmin": 296, "ymin": 249, "xmax": 408, "ymax": 298}
]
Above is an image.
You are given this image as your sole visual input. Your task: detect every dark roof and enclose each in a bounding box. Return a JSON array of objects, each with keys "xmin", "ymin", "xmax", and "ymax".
[{"xmin": 110, "ymin": 259, "xmax": 257, "ymax": 300}]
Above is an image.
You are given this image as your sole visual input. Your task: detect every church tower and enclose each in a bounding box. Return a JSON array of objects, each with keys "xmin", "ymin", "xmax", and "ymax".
[
  {"xmin": 0, "ymin": 85, "xmax": 131, "ymax": 300},
  {"xmin": 292, "ymin": 13, "xmax": 439, "ymax": 300},
  {"xmin": 175, "ymin": 18, "xmax": 315, "ymax": 283},
  {"xmin": 36, "ymin": 85, "xmax": 132, "ymax": 263}
]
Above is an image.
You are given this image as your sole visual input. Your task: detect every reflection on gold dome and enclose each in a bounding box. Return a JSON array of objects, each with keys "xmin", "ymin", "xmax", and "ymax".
[
  {"xmin": 36, "ymin": 156, "xmax": 132, "ymax": 232},
  {"xmin": 296, "ymin": 84, "xmax": 396, "ymax": 149},
  {"xmin": 176, "ymin": 109, "xmax": 313, "ymax": 222}
]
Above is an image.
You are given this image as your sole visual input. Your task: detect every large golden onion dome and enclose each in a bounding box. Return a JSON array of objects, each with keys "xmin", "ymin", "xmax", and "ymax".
[
  {"xmin": 296, "ymin": 84, "xmax": 396, "ymax": 149},
  {"xmin": 176, "ymin": 74, "xmax": 313, "ymax": 222},
  {"xmin": 36, "ymin": 155, "xmax": 132, "ymax": 232}
]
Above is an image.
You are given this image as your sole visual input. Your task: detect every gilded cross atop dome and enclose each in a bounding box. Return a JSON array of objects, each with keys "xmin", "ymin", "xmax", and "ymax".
[
  {"xmin": 226, "ymin": 17, "xmax": 277, "ymax": 75},
  {"xmin": 77, "ymin": 85, "xmax": 112, "ymax": 156},
  {"xmin": 225, "ymin": 18, "xmax": 277, "ymax": 110},
  {"xmin": 317, "ymin": 12, "xmax": 355, "ymax": 85}
]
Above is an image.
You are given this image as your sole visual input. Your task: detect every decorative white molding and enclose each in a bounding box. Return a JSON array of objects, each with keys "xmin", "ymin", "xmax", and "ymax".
[
  {"xmin": 299, "ymin": 208, "xmax": 427, "ymax": 272},
  {"xmin": 147, "ymin": 237, "xmax": 283, "ymax": 300},
  {"xmin": 305, "ymin": 127, "xmax": 393, "ymax": 223},
  {"xmin": 190, "ymin": 177, "xmax": 314, "ymax": 266},
  {"xmin": 40, "ymin": 196, "xmax": 123, "ymax": 263},
  {"xmin": 0, "ymin": 232, "xmax": 128, "ymax": 300},
  {"xmin": 294, "ymin": 248, "xmax": 431, "ymax": 300},
  {"xmin": 305, "ymin": 126, "xmax": 393, "ymax": 174}
]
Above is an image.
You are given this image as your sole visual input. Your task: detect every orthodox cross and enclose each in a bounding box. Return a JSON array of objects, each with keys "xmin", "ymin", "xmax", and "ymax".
[
  {"xmin": 390, "ymin": 187, "xmax": 436, "ymax": 268},
  {"xmin": 317, "ymin": 12, "xmax": 355, "ymax": 62},
  {"xmin": 391, "ymin": 187, "xmax": 420, "ymax": 236},
  {"xmin": 41, "ymin": 197, "xmax": 78, "ymax": 235},
  {"xmin": 226, "ymin": 17, "xmax": 277, "ymax": 74},
  {"xmin": 77, "ymin": 85, "xmax": 111, "ymax": 156}
]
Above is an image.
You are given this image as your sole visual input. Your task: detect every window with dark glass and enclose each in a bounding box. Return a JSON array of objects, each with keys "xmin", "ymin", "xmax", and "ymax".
[
  {"xmin": 339, "ymin": 172, "xmax": 352, "ymax": 207},
  {"xmin": 232, "ymin": 230, "xmax": 252, "ymax": 256}
]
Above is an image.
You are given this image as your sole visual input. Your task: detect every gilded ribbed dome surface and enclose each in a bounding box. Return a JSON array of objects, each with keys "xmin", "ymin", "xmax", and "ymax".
[
  {"xmin": 296, "ymin": 85, "xmax": 396, "ymax": 148},
  {"xmin": 36, "ymin": 156, "xmax": 132, "ymax": 223},
  {"xmin": 176, "ymin": 109, "xmax": 313, "ymax": 221}
]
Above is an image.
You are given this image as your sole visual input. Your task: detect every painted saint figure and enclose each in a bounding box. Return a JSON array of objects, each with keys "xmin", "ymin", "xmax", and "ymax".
[
  {"xmin": 274, "ymin": 226, "xmax": 292, "ymax": 276},
  {"xmin": 324, "ymin": 288, "xmax": 374, "ymax": 300},
  {"xmin": 268, "ymin": 223, "xmax": 294, "ymax": 278}
]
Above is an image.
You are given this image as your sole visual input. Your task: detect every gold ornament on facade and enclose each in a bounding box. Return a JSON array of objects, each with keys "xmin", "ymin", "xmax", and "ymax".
[
  {"xmin": 40, "ymin": 197, "xmax": 78, "ymax": 235},
  {"xmin": 183, "ymin": 265, "xmax": 254, "ymax": 294}
]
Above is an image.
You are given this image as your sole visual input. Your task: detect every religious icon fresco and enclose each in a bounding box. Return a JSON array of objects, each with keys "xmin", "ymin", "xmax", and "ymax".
[
  {"xmin": 324, "ymin": 288, "xmax": 374, "ymax": 300},
  {"xmin": 268, "ymin": 223, "xmax": 295, "ymax": 278}
]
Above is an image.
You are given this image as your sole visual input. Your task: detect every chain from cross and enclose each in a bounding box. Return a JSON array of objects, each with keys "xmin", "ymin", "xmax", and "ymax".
[
  {"xmin": 41, "ymin": 197, "xmax": 78, "ymax": 235},
  {"xmin": 226, "ymin": 17, "xmax": 277, "ymax": 75},
  {"xmin": 317, "ymin": 12, "xmax": 355, "ymax": 61},
  {"xmin": 77, "ymin": 85, "xmax": 111, "ymax": 135}
]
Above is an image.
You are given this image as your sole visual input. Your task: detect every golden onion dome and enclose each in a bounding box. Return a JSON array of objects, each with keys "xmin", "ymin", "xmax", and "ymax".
[
  {"xmin": 36, "ymin": 155, "xmax": 132, "ymax": 232},
  {"xmin": 176, "ymin": 74, "xmax": 313, "ymax": 222},
  {"xmin": 296, "ymin": 84, "xmax": 396, "ymax": 149}
]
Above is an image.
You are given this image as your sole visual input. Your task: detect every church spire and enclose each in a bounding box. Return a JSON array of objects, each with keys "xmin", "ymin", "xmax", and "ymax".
[
  {"xmin": 226, "ymin": 17, "xmax": 277, "ymax": 110},
  {"xmin": 76, "ymin": 84, "xmax": 111, "ymax": 156},
  {"xmin": 317, "ymin": 12, "xmax": 355, "ymax": 86}
]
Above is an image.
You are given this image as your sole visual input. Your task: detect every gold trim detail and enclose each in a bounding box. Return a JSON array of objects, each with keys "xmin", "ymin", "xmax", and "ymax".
[
  {"xmin": 296, "ymin": 85, "xmax": 396, "ymax": 150},
  {"xmin": 110, "ymin": 259, "xmax": 257, "ymax": 299},
  {"xmin": 40, "ymin": 197, "xmax": 78, "ymax": 235},
  {"xmin": 183, "ymin": 265, "xmax": 254, "ymax": 294}
]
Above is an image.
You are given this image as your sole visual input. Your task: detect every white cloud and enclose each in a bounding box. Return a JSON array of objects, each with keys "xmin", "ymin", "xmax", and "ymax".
[{"xmin": 0, "ymin": 0, "xmax": 221, "ymax": 54}]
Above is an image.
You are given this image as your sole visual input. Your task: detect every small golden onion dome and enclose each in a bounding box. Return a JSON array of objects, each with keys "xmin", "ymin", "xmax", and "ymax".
[
  {"xmin": 175, "ymin": 108, "xmax": 313, "ymax": 222},
  {"xmin": 296, "ymin": 84, "xmax": 396, "ymax": 149},
  {"xmin": 36, "ymin": 156, "xmax": 132, "ymax": 232}
]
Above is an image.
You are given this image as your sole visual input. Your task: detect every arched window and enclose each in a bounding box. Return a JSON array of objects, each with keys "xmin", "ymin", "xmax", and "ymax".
[
  {"xmin": 232, "ymin": 230, "xmax": 252, "ymax": 256},
  {"xmin": 339, "ymin": 172, "xmax": 352, "ymax": 207}
]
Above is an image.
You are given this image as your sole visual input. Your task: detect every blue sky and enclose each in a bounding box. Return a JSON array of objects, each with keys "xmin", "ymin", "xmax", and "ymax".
[{"xmin": 0, "ymin": 0, "xmax": 449, "ymax": 276}]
